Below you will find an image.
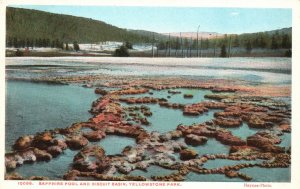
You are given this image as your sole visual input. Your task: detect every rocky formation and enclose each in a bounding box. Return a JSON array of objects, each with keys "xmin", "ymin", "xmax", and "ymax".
[
  {"xmin": 183, "ymin": 103, "xmax": 208, "ymax": 116},
  {"xmin": 247, "ymin": 115, "xmax": 273, "ymax": 129},
  {"xmin": 120, "ymin": 97, "xmax": 160, "ymax": 104},
  {"xmin": 214, "ymin": 117, "xmax": 242, "ymax": 128},
  {"xmin": 159, "ymin": 102, "xmax": 184, "ymax": 109},
  {"xmin": 33, "ymin": 148, "xmax": 53, "ymax": 161},
  {"xmin": 12, "ymin": 135, "xmax": 34, "ymax": 151},
  {"xmin": 184, "ymin": 134, "xmax": 208, "ymax": 146},
  {"xmin": 141, "ymin": 105, "xmax": 152, "ymax": 117},
  {"xmin": 247, "ymin": 131, "xmax": 284, "ymax": 153},
  {"xmin": 160, "ymin": 130, "xmax": 183, "ymax": 141},
  {"xmin": 168, "ymin": 90, "xmax": 181, "ymax": 94},
  {"xmin": 5, "ymin": 148, "xmax": 53, "ymax": 171},
  {"xmin": 204, "ymin": 94, "xmax": 232, "ymax": 100},
  {"xmin": 183, "ymin": 94, "xmax": 193, "ymax": 98},
  {"xmin": 83, "ymin": 130, "xmax": 106, "ymax": 142},
  {"xmin": 180, "ymin": 149, "xmax": 198, "ymax": 160},
  {"xmin": 277, "ymin": 123, "xmax": 291, "ymax": 133},
  {"xmin": 95, "ymin": 88, "xmax": 108, "ymax": 95},
  {"xmin": 73, "ymin": 145, "xmax": 110, "ymax": 173},
  {"xmin": 112, "ymin": 88, "xmax": 149, "ymax": 95},
  {"xmin": 177, "ymin": 123, "xmax": 245, "ymax": 146},
  {"xmin": 5, "ymin": 173, "xmax": 24, "ymax": 180},
  {"xmin": 124, "ymin": 105, "xmax": 152, "ymax": 126},
  {"xmin": 215, "ymin": 132, "xmax": 246, "ymax": 146},
  {"xmin": 66, "ymin": 135, "xmax": 89, "ymax": 150}
]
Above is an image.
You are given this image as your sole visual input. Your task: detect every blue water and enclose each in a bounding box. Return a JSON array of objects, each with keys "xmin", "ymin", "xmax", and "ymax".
[
  {"xmin": 5, "ymin": 81, "xmax": 99, "ymax": 151},
  {"xmin": 239, "ymin": 167, "xmax": 291, "ymax": 182},
  {"xmin": 143, "ymin": 104, "xmax": 219, "ymax": 133},
  {"xmin": 278, "ymin": 133, "xmax": 291, "ymax": 148},
  {"xmin": 92, "ymin": 135, "xmax": 136, "ymax": 155},
  {"xmin": 226, "ymin": 122, "xmax": 260, "ymax": 140}
]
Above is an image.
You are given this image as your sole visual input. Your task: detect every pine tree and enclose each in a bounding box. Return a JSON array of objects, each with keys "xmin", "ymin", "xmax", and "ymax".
[
  {"xmin": 259, "ymin": 36, "xmax": 267, "ymax": 48},
  {"xmin": 51, "ymin": 40, "xmax": 55, "ymax": 48},
  {"xmin": 246, "ymin": 41, "xmax": 252, "ymax": 54},
  {"xmin": 124, "ymin": 41, "xmax": 132, "ymax": 49},
  {"xmin": 26, "ymin": 38, "xmax": 30, "ymax": 48},
  {"xmin": 30, "ymin": 39, "xmax": 34, "ymax": 49},
  {"xmin": 55, "ymin": 39, "xmax": 60, "ymax": 48},
  {"xmin": 13, "ymin": 37, "xmax": 18, "ymax": 48},
  {"xmin": 232, "ymin": 35, "xmax": 239, "ymax": 47},
  {"xmin": 205, "ymin": 39, "xmax": 209, "ymax": 49},
  {"xmin": 114, "ymin": 45, "xmax": 129, "ymax": 57},
  {"xmin": 271, "ymin": 35, "xmax": 279, "ymax": 49},
  {"xmin": 73, "ymin": 41, "xmax": 80, "ymax": 51},
  {"xmin": 281, "ymin": 34, "xmax": 291, "ymax": 49},
  {"xmin": 20, "ymin": 39, "xmax": 25, "ymax": 48},
  {"xmin": 46, "ymin": 39, "xmax": 50, "ymax": 47},
  {"xmin": 42, "ymin": 38, "xmax": 47, "ymax": 47},
  {"xmin": 158, "ymin": 41, "xmax": 166, "ymax": 50},
  {"xmin": 220, "ymin": 44, "xmax": 227, "ymax": 57},
  {"xmin": 7, "ymin": 37, "xmax": 13, "ymax": 47}
]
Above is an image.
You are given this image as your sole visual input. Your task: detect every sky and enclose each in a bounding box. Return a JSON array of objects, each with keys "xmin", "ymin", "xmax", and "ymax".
[{"xmin": 11, "ymin": 5, "xmax": 292, "ymax": 34}]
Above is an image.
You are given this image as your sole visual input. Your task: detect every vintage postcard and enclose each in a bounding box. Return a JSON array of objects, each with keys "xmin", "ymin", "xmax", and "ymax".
[{"xmin": 1, "ymin": 0, "xmax": 299, "ymax": 188}]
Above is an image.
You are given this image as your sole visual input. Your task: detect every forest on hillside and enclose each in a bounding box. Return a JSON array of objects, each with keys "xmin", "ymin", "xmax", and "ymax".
[
  {"xmin": 6, "ymin": 7, "xmax": 291, "ymax": 57},
  {"xmin": 6, "ymin": 7, "xmax": 154, "ymax": 45}
]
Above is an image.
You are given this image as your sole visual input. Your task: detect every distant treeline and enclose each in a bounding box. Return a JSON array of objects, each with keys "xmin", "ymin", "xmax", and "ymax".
[
  {"xmin": 7, "ymin": 31, "xmax": 291, "ymax": 51},
  {"xmin": 6, "ymin": 37, "xmax": 64, "ymax": 48},
  {"xmin": 157, "ymin": 31, "xmax": 291, "ymax": 51}
]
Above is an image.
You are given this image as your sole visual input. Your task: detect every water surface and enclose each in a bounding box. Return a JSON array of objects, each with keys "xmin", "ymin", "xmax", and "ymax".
[
  {"xmin": 92, "ymin": 135, "xmax": 136, "ymax": 155},
  {"xmin": 5, "ymin": 80, "xmax": 98, "ymax": 151}
]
